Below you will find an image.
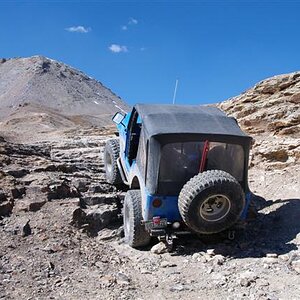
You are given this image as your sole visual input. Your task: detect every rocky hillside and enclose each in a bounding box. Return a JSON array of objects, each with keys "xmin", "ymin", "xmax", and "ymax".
[
  {"xmin": 0, "ymin": 56, "xmax": 128, "ymax": 141},
  {"xmin": 218, "ymin": 72, "xmax": 300, "ymax": 170}
]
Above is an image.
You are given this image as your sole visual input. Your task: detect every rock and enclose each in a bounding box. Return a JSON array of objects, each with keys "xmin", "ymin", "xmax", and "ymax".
[
  {"xmin": 170, "ymin": 284, "xmax": 186, "ymax": 292},
  {"xmin": 11, "ymin": 187, "xmax": 26, "ymax": 199},
  {"xmin": 160, "ymin": 261, "xmax": 177, "ymax": 268},
  {"xmin": 295, "ymin": 233, "xmax": 300, "ymax": 245},
  {"xmin": 266, "ymin": 253, "xmax": 278, "ymax": 258},
  {"xmin": 98, "ymin": 229, "xmax": 117, "ymax": 241},
  {"xmin": 213, "ymin": 254, "xmax": 226, "ymax": 265},
  {"xmin": 71, "ymin": 208, "xmax": 87, "ymax": 227},
  {"xmin": 0, "ymin": 189, "xmax": 7, "ymax": 202},
  {"xmin": 77, "ymin": 194, "xmax": 87, "ymax": 208},
  {"xmin": 88, "ymin": 183, "xmax": 115, "ymax": 193},
  {"xmin": 99, "ymin": 275, "xmax": 116, "ymax": 287},
  {"xmin": 198, "ymin": 255, "xmax": 209, "ymax": 263},
  {"xmin": 262, "ymin": 257, "xmax": 278, "ymax": 264},
  {"xmin": 116, "ymin": 272, "xmax": 131, "ymax": 285},
  {"xmin": 207, "ymin": 249, "xmax": 215, "ymax": 256},
  {"xmin": 211, "ymin": 272, "xmax": 228, "ymax": 286},
  {"xmin": 81, "ymin": 193, "xmax": 116, "ymax": 206},
  {"xmin": 239, "ymin": 271, "xmax": 258, "ymax": 287},
  {"xmin": 47, "ymin": 182, "xmax": 79, "ymax": 200},
  {"xmin": 42, "ymin": 244, "xmax": 64, "ymax": 254},
  {"xmin": 27, "ymin": 198, "xmax": 46, "ymax": 212},
  {"xmin": 279, "ymin": 125, "xmax": 300, "ymax": 135},
  {"xmin": 140, "ymin": 268, "xmax": 152, "ymax": 274},
  {"xmin": 218, "ymin": 71, "xmax": 300, "ymax": 170},
  {"xmin": 151, "ymin": 242, "xmax": 168, "ymax": 254},
  {"xmin": 85, "ymin": 204, "xmax": 118, "ymax": 231},
  {"xmin": 291, "ymin": 259, "xmax": 300, "ymax": 274},
  {"xmin": 191, "ymin": 253, "xmax": 201, "ymax": 261},
  {"xmin": 0, "ymin": 200, "xmax": 14, "ymax": 216},
  {"xmin": 22, "ymin": 220, "xmax": 31, "ymax": 237},
  {"xmin": 201, "ymin": 253, "xmax": 212, "ymax": 262},
  {"xmin": 240, "ymin": 278, "xmax": 251, "ymax": 287},
  {"xmin": 72, "ymin": 204, "xmax": 119, "ymax": 234},
  {"xmin": 116, "ymin": 225, "xmax": 124, "ymax": 238},
  {"xmin": 0, "ymin": 154, "xmax": 11, "ymax": 166},
  {"xmin": 54, "ymin": 279, "xmax": 63, "ymax": 287},
  {"xmin": 6, "ymin": 168, "xmax": 29, "ymax": 178},
  {"xmin": 34, "ymin": 163, "xmax": 77, "ymax": 173},
  {"xmin": 14, "ymin": 197, "xmax": 47, "ymax": 212},
  {"xmin": 26, "ymin": 185, "xmax": 48, "ymax": 196},
  {"xmin": 259, "ymin": 148, "xmax": 289, "ymax": 162},
  {"xmin": 95, "ymin": 261, "xmax": 104, "ymax": 268},
  {"xmin": 73, "ymin": 179, "xmax": 89, "ymax": 193},
  {"xmin": 278, "ymin": 254, "xmax": 289, "ymax": 261}
]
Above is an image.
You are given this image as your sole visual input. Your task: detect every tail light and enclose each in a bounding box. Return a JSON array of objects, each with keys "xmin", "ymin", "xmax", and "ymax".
[{"xmin": 152, "ymin": 198, "xmax": 162, "ymax": 208}]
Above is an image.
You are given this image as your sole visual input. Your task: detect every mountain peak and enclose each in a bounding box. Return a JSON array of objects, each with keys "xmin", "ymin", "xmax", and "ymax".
[{"xmin": 0, "ymin": 56, "xmax": 128, "ymax": 120}]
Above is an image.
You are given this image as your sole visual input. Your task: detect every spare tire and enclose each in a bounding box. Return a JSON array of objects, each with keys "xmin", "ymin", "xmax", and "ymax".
[{"xmin": 178, "ymin": 170, "xmax": 245, "ymax": 234}]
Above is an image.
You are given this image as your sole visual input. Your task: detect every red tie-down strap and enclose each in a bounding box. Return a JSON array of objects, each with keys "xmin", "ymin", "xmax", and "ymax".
[{"xmin": 199, "ymin": 140, "xmax": 210, "ymax": 173}]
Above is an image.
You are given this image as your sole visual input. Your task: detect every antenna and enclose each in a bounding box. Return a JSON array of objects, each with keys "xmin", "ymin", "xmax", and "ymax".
[{"xmin": 172, "ymin": 79, "xmax": 179, "ymax": 104}]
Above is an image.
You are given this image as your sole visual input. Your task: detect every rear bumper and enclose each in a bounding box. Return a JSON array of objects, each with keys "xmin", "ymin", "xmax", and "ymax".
[{"xmin": 144, "ymin": 194, "xmax": 182, "ymax": 222}]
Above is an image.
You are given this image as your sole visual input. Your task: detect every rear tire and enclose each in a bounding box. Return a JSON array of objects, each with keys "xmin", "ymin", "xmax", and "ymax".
[
  {"xmin": 179, "ymin": 170, "xmax": 245, "ymax": 234},
  {"xmin": 123, "ymin": 190, "xmax": 151, "ymax": 248},
  {"xmin": 104, "ymin": 139, "xmax": 122, "ymax": 185}
]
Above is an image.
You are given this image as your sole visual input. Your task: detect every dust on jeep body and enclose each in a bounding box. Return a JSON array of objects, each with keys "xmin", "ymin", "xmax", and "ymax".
[{"xmin": 104, "ymin": 104, "xmax": 252, "ymax": 249}]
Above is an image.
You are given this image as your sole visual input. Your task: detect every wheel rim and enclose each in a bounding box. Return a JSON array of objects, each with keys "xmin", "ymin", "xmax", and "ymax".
[
  {"xmin": 199, "ymin": 194, "xmax": 231, "ymax": 222},
  {"xmin": 105, "ymin": 151, "xmax": 112, "ymax": 174}
]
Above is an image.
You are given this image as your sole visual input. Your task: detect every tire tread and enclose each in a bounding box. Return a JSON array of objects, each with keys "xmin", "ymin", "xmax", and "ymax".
[
  {"xmin": 178, "ymin": 170, "xmax": 245, "ymax": 234},
  {"xmin": 124, "ymin": 190, "xmax": 151, "ymax": 247},
  {"xmin": 104, "ymin": 139, "xmax": 122, "ymax": 185}
]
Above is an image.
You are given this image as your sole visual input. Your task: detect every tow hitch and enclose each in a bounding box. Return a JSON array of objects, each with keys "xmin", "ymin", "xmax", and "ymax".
[
  {"xmin": 159, "ymin": 233, "xmax": 176, "ymax": 252},
  {"xmin": 143, "ymin": 217, "xmax": 177, "ymax": 251}
]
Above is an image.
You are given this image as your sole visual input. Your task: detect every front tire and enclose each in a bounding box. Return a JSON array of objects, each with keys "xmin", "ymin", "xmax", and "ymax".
[
  {"xmin": 179, "ymin": 170, "xmax": 245, "ymax": 234},
  {"xmin": 123, "ymin": 190, "xmax": 151, "ymax": 248},
  {"xmin": 104, "ymin": 139, "xmax": 122, "ymax": 185}
]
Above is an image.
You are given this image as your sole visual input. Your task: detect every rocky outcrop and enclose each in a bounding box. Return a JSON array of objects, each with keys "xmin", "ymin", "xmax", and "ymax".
[
  {"xmin": 0, "ymin": 131, "xmax": 122, "ymax": 228},
  {"xmin": 218, "ymin": 72, "xmax": 300, "ymax": 169}
]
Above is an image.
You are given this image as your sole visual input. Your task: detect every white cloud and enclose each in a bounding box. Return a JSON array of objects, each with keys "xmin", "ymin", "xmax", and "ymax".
[
  {"xmin": 65, "ymin": 26, "xmax": 91, "ymax": 33},
  {"xmin": 109, "ymin": 44, "xmax": 128, "ymax": 53},
  {"xmin": 140, "ymin": 47, "xmax": 146, "ymax": 51},
  {"xmin": 121, "ymin": 17, "xmax": 138, "ymax": 31},
  {"xmin": 129, "ymin": 17, "xmax": 138, "ymax": 25}
]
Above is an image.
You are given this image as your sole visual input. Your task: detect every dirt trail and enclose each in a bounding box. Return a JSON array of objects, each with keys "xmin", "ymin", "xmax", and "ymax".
[{"xmin": 0, "ymin": 129, "xmax": 299, "ymax": 300}]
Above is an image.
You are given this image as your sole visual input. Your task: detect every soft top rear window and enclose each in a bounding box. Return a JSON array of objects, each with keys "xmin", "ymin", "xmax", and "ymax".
[{"xmin": 158, "ymin": 141, "xmax": 244, "ymax": 195}]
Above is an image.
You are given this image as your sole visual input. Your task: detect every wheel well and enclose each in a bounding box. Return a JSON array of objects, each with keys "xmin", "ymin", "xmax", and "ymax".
[{"xmin": 131, "ymin": 176, "xmax": 140, "ymax": 189}]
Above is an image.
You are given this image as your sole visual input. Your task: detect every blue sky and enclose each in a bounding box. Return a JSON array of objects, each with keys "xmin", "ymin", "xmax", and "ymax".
[{"xmin": 1, "ymin": 0, "xmax": 300, "ymax": 106}]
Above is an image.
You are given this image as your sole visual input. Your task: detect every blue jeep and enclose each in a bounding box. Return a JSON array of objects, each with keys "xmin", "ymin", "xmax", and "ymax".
[{"xmin": 104, "ymin": 104, "xmax": 252, "ymax": 249}]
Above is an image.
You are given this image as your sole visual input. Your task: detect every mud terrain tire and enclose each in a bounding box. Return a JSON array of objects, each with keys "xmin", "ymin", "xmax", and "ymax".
[
  {"xmin": 123, "ymin": 190, "xmax": 151, "ymax": 248},
  {"xmin": 178, "ymin": 170, "xmax": 245, "ymax": 234},
  {"xmin": 104, "ymin": 139, "xmax": 122, "ymax": 185}
]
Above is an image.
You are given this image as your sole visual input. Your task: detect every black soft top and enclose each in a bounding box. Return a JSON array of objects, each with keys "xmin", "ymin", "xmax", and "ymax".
[{"xmin": 135, "ymin": 104, "xmax": 251, "ymax": 140}]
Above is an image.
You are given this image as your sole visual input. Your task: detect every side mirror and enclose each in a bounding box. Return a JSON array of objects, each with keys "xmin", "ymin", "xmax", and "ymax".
[{"xmin": 112, "ymin": 112, "xmax": 125, "ymax": 124}]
